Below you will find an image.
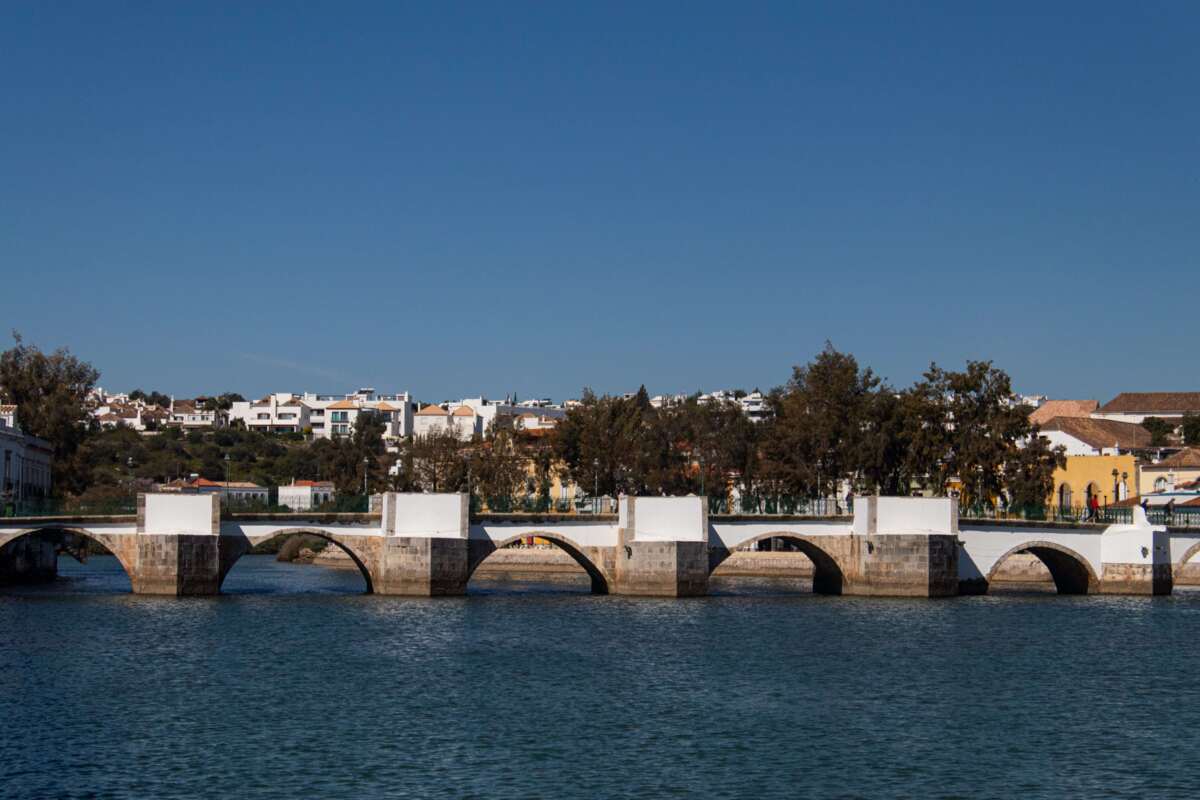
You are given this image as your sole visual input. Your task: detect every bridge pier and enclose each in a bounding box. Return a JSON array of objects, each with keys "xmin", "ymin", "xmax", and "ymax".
[
  {"xmin": 1098, "ymin": 518, "xmax": 1173, "ymax": 595},
  {"xmin": 131, "ymin": 495, "xmax": 224, "ymax": 595},
  {"xmin": 372, "ymin": 493, "xmax": 471, "ymax": 595},
  {"xmin": 614, "ymin": 497, "xmax": 709, "ymax": 597}
]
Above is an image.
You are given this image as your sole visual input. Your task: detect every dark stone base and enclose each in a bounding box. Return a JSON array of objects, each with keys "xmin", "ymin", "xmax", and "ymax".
[
  {"xmin": 376, "ymin": 537, "xmax": 469, "ymax": 596},
  {"xmin": 0, "ymin": 536, "xmax": 58, "ymax": 585},
  {"xmin": 846, "ymin": 533, "xmax": 960, "ymax": 598},
  {"xmin": 614, "ymin": 540, "xmax": 709, "ymax": 597}
]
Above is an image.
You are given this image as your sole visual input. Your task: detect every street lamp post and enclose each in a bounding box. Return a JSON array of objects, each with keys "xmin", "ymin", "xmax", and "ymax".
[
  {"xmin": 363, "ymin": 456, "xmax": 370, "ymax": 498},
  {"xmin": 593, "ymin": 458, "xmax": 599, "ymax": 515}
]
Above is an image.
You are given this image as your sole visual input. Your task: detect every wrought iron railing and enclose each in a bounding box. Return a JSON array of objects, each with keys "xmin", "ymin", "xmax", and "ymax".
[
  {"xmin": 958, "ymin": 504, "xmax": 1132, "ymax": 525},
  {"xmin": 708, "ymin": 495, "xmax": 848, "ymax": 516},
  {"xmin": 4, "ymin": 497, "xmax": 138, "ymax": 518}
]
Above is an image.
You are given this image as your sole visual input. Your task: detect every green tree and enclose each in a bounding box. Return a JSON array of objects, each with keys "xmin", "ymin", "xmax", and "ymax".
[
  {"xmin": 0, "ymin": 332, "xmax": 101, "ymax": 493},
  {"xmin": 1003, "ymin": 433, "xmax": 1067, "ymax": 511},
  {"xmin": 468, "ymin": 430, "xmax": 527, "ymax": 510},
  {"xmin": 553, "ymin": 387, "xmax": 651, "ymax": 499},
  {"xmin": 759, "ymin": 344, "xmax": 879, "ymax": 500},
  {"xmin": 1183, "ymin": 414, "xmax": 1200, "ymax": 446},
  {"xmin": 906, "ymin": 361, "xmax": 1031, "ymax": 506},
  {"xmin": 407, "ymin": 429, "xmax": 467, "ymax": 493},
  {"xmin": 1142, "ymin": 416, "xmax": 1175, "ymax": 447}
]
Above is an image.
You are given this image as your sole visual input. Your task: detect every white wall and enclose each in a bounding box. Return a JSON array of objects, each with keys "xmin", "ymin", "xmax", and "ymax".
[
  {"xmin": 1041, "ymin": 430, "xmax": 1099, "ymax": 457},
  {"xmin": 853, "ymin": 496, "xmax": 957, "ymax": 535},
  {"xmin": 388, "ymin": 493, "xmax": 467, "ymax": 538},
  {"xmin": 470, "ymin": 522, "xmax": 617, "ymax": 548},
  {"xmin": 143, "ymin": 494, "xmax": 217, "ymax": 535},
  {"xmin": 709, "ymin": 520, "xmax": 852, "ymax": 550},
  {"xmin": 630, "ymin": 496, "xmax": 706, "ymax": 542}
]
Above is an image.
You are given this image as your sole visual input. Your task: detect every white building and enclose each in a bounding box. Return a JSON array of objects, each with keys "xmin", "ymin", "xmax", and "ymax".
[
  {"xmin": 514, "ymin": 412, "xmax": 560, "ymax": 432},
  {"xmin": 0, "ymin": 405, "xmax": 53, "ymax": 507},
  {"xmin": 1037, "ymin": 417, "xmax": 1153, "ymax": 457},
  {"xmin": 738, "ymin": 390, "xmax": 769, "ymax": 422},
  {"xmin": 188, "ymin": 479, "xmax": 269, "ymax": 507},
  {"xmin": 277, "ymin": 480, "xmax": 336, "ymax": 511},
  {"xmin": 229, "ymin": 388, "xmax": 416, "ymax": 441},
  {"xmin": 453, "ymin": 397, "xmax": 565, "ymax": 436},
  {"xmin": 412, "ymin": 404, "xmax": 480, "ymax": 440},
  {"xmin": 166, "ymin": 399, "xmax": 224, "ymax": 430}
]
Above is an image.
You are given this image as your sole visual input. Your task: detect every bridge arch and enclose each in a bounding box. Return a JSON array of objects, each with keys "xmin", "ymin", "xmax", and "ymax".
[
  {"xmin": 986, "ymin": 541, "xmax": 1099, "ymax": 595},
  {"xmin": 467, "ymin": 531, "xmax": 611, "ymax": 594},
  {"xmin": 710, "ymin": 532, "xmax": 846, "ymax": 595},
  {"xmin": 220, "ymin": 528, "xmax": 376, "ymax": 593},
  {"xmin": 0, "ymin": 526, "xmax": 136, "ymax": 584},
  {"xmin": 1174, "ymin": 541, "xmax": 1200, "ymax": 580}
]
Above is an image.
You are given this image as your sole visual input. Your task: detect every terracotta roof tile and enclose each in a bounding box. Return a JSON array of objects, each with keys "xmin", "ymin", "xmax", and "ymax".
[
  {"xmin": 1148, "ymin": 448, "xmax": 1200, "ymax": 469},
  {"xmin": 416, "ymin": 404, "xmax": 448, "ymax": 416},
  {"xmin": 1039, "ymin": 417, "xmax": 1152, "ymax": 449},
  {"xmin": 1099, "ymin": 392, "xmax": 1200, "ymax": 414},
  {"xmin": 1029, "ymin": 399, "xmax": 1098, "ymax": 425}
]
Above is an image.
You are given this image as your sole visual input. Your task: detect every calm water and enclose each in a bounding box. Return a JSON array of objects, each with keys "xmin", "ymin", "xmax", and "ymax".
[{"xmin": 2, "ymin": 556, "xmax": 1199, "ymax": 799}]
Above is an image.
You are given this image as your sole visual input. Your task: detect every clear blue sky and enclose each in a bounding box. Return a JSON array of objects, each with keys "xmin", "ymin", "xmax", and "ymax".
[{"xmin": 2, "ymin": 3, "xmax": 1196, "ymax": 403}]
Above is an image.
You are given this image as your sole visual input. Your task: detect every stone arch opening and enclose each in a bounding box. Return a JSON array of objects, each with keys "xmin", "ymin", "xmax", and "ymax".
[
  {"xmin": 1174, "ymin": 540, "xmax": 1200, "ymax": 580},
  {"xmin": 0, "ymin": 526, "xmax": 135, "ymax": 587},
  {"xmin": 987, "ymin": 541, "xmax": 1098, "ymax": 595},
  {"xmin": 467, "ymin": 532, "xmax": 610, "ymax": 594},
  {"xmin": 711, "ymin": 533, "xmax": 845, "ymax": 595},
  {"xmin": 219, "ymin": 529, "xmax": 375, "ymax": 593}
]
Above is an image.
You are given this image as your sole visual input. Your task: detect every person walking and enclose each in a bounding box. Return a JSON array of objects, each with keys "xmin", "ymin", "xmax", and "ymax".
[{"xmin": 1088, "ymin": 492, "xmax": 1101, "ymax": 522}]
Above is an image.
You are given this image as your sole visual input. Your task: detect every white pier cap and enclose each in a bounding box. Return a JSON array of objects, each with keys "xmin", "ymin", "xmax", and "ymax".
[
  {"xmin": 381, "ymin": 492, "xmax": 469, "ymax": 538},
  {"xmin": 853, "ymin": 496, "xmax": 958, "ymax": 536},
  {"xmin": 139, "ymin": 493, "xmax": 220, "ymax": 535}
]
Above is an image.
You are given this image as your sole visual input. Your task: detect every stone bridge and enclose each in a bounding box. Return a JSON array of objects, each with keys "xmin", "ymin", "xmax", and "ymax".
[{"xmin": 0, "ymin": 493, "xmax": 1194, "ymax": 597}]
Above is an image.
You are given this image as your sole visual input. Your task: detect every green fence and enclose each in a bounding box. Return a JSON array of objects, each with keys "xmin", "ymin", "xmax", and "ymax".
[
  {"xmin": 958, "ymin": 504, "xmax": 1133, "ymax": 525},
  {"xmin": 5, "ymin": 497, "xmax": 138, "ymax": 518}
]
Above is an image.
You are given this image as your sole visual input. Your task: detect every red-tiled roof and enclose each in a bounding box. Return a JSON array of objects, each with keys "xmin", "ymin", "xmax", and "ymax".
[
  {"xmin": 416, "ymin": 404, "xmax": 447, "ymax": 416},
  {"xmin": 1147, "ymin": 448, "xmax": 1200, "ymax": 469},
  {"xmin": 1099, "ymin": 392, "xmax": 1200, "ymax": 414},
  {"xmin": 1029, "ymin": 400, "xmax": 1098, "ymax": 425},
  {"xmin": 1039, "ymin": 417, "xmax": 1152, "ymax": 449}
]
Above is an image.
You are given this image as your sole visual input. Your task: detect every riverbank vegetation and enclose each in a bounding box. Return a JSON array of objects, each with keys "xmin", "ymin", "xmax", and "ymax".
[{"xmin": 3, "ymin": 333, "xmax": 1066, "ymax": 511}]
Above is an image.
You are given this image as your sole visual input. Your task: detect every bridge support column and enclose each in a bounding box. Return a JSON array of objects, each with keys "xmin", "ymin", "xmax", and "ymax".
[
  {"xmin": 613, "ymin": 497, "xmax": 709, "ymax": 597},
  {"xmin": 844, "ymin": 497, "xmax": 960, "ymax": 597},
  {"xmin": 131, "ymin": 494, "xmax": 223, "ymax": 596},
  {"xmin": 1099, "ymin": 512, "xmax": 1173, "ymax": 595},
  {"xmin": 374, "ymin": 493, "xmax": 470, "ymax": 596}
]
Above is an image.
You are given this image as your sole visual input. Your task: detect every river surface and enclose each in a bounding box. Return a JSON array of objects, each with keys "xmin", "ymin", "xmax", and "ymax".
[{"xmin": 2, "ymin": 555, "xmax": 1199, "ymax": 799}]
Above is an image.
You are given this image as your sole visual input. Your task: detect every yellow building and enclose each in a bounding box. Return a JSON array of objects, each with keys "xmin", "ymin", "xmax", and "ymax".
[
  {"xmin": 1137, "ymin": 448, "xmax": 1200, "ymax": 496},
  {"xmin": 1050, "ymin": 454, "xmax": 1137, "ymax": 509}
]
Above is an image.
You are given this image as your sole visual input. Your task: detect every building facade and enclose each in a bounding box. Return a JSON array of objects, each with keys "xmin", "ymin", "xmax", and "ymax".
[{"xmin": 0, "ymin": 406, "xmax": 53, "ymax": 509}]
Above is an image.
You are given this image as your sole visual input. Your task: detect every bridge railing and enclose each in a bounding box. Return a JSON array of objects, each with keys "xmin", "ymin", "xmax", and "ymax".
[
  {"xmin": 3, "ymin": 497, "xmax": 138, "ymax": 518},
  {"xmin": 958, "ymin": 503, "xmax": 1132, "ymax": 525},
  {"xmin": 711, "ymin": 495, "xmax": 846, "ymax": 516}
]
